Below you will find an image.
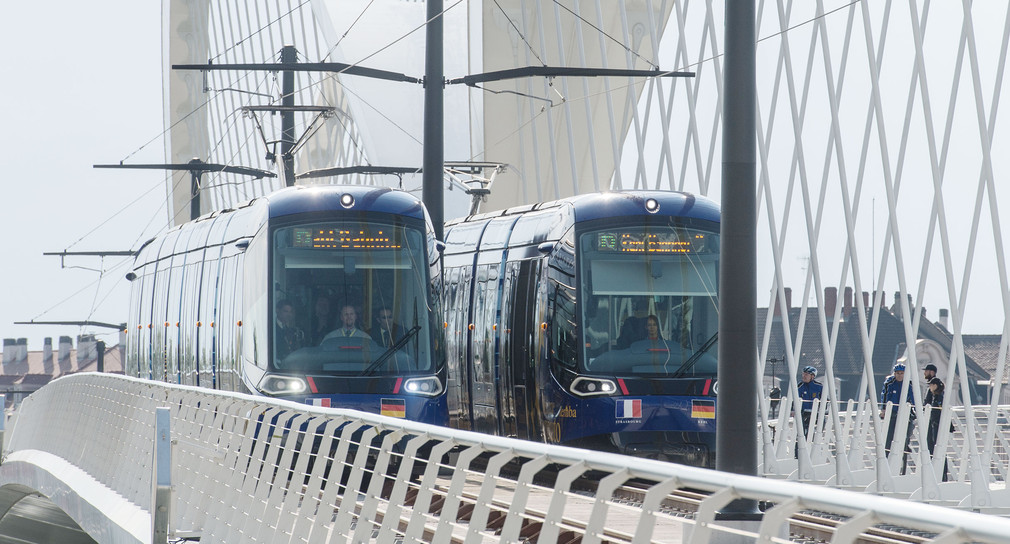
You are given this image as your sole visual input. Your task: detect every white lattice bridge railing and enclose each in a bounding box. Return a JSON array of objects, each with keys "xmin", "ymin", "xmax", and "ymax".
[{"xmin": 4, "ymin": 374, "xmax": 1010, "ymax": 543}]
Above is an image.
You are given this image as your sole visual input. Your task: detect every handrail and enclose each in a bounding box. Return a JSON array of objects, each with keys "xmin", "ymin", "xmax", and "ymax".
[{"xmin": 3, "ymin": 373, "xmax": 1010, "ymax": 543}]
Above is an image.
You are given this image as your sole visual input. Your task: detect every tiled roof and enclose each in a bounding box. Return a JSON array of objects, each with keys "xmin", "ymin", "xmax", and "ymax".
[
  {"xmin": 758, "ymin": 304, "xmax": 990, "ymax": 399},
  {"xmin": 962, "ymin": 334, "xmax": 1005, "ymax": 376},
  {"xmin": 0, "ymin": 345, "xmax": 124, "ymax": 387}
]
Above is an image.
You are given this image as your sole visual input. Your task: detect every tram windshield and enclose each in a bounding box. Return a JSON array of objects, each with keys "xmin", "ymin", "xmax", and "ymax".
[
  {"xmin": 579, "ymin": 225, "xmax": 719, "ymax": 377},
  {"xmin": 270, "ymin": 221, "xmax": 435, "ymax": 375}
]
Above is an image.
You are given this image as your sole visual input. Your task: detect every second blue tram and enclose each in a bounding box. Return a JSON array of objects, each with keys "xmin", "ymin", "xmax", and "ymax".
[
  {"xmin": 442, "ymin": 191, "xmax": 719, "ymax": 466},
  {"xmin": 125, "ymin": 185, "xmax": 447, "ymax": 425}
]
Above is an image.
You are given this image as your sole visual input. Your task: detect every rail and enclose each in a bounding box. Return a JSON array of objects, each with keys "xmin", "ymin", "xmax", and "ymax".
[{"xmin": 3, "ymin": 374, "xmax": 1010, "ymax": 543}]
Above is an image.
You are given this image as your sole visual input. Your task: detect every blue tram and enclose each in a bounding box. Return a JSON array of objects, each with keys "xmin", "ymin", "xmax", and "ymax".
[
  {"xmin": 124, "ymin": 185, "xmax": 448, "ymax": 425},
  {"xmin": 442, "ymin": 191, "xmax": 720, "ymax": 466}
]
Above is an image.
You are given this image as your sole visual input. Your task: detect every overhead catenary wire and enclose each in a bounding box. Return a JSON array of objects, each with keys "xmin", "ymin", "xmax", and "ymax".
[
  {"xmin": 494, "ymin": 0, "xmax": 547, "ymax": 67},
  {"xmin": 675, "ymin": 0, "xmax": 862, "ymax": 72},
  {"xmin": 551, "ymin": 0, "xmax": 658, "ymax": 70},
  {"xmin": 320, "ymin": 0, "xmax": 378, "ymax": 62},
  {"xmin": 210, "ymin": 0, "xmax": 311, "ymax": 63}
]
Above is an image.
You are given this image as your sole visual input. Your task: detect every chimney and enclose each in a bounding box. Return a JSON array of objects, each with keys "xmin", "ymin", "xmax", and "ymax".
[
  {"xmin": 824, "ymin": 287, "xmax": 838, "ymax": 318},
  {"xmin": 773, "ymin": 288, "xmax": 786, "ymax": 317},
  {"xmin": 58, "ymin": 336, "xmax": 72, "ymax": 363},
  {"xmin": 2, "ymin": 339, "xmax": 15, "ymax": 365},
  {"xmin": 15, "ymin": 338, "xmax": 27, "ymax": 363},
  {"xmin": 42, "ymin": 337, "xmax": 54, "ymax": 374},
  {"xmin": 843, "ymin": 287, "xmax": 853, "ymax": 317},
  {"xmin": 862, "ymin": 291, "xmax": 870, "ymax": 313},
  {"xmin": 785, "ymin": 287, "xmax": 792, "ymax": 311},
  {"xmin": 939, "ymin": 308, "xmax": 949, "ymax": 329},
  {"xmin": 77, "ymin": 334, "xmax": 97, "ymax": 363}
]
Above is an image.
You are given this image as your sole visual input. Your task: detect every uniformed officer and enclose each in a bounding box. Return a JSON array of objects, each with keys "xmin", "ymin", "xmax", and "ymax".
[
  {"xmin": 797, "ymin": 365, "xmax": 823, "ymax": 436},
  {"xmin": 880, "ymin": 362, "xmax": 916, "ymax": 471},
  {"xmin": 923, "ymin": 375, "xmax": 949, "ymax": 481},
  {"xmin": 794, "ymin": 365, "xmax": 823, "ymax": 458}
]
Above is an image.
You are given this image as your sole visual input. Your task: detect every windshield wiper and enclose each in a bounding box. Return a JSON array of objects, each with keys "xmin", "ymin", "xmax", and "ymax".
[
  {"xmin": 672, "ymin": 332, "xmax": 718, "ymax": 378},
  {"xmin": 364, "ymin": 325, "xmax": 422, "ymax": 375}
]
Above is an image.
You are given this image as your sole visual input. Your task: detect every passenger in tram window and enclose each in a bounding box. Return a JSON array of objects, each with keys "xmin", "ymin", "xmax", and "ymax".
[
  {"xmin": 324, "ymin": 303, "xmax": 370, "ymax": 340},
  {"xmin": 643, "ymin": 315, "xmax": 673, "ymax": 371},
  {"xmin": 371, "ymin": 307, "xmax": 401, "ymax": 347},
  {"xmin": 616, "ymin": 297, "xmax": 650, "ymax": 349},
  {"xmin": 309, "ymin": 296, "xmax": 335, "ymax": 344},
  {"xmin": 275, "ymin": 299, "xmax": 306, "ymax": 360},
  {"xmin": 584, "ymin": 298, "xmax": 610, "ymax": 357}
]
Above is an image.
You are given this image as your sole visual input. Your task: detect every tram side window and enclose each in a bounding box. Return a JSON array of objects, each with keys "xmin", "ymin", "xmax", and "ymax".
[
  {"xmin": 243, "ymin": 230, "xmax": 268, "ymax": 368},
  {"xmin": 549, "ymin": 283, "xmax": 578, "ymax": 374}
]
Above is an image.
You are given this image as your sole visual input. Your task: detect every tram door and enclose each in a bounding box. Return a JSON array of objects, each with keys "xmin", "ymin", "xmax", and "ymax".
[
  {"xmin": 502, "ymin": 258, "xmax": 540, "ymax": 441},
  {"xmin": 470, "ymin": 262, "xmax": 501, "ymax": 434}
]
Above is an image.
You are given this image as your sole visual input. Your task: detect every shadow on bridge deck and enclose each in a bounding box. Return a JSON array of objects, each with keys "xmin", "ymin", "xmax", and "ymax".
[{"xmin": 0, "ymin": 485, "xmax": 95, "ymax": 543}]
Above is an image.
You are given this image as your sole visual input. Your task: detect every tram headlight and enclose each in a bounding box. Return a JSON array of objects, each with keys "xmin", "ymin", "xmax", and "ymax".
[
  {"xmin": 259, "ymin": 374, "xmax": 308, "ymax": 396},
  {"xmin": 403, "ymin": 376, "xmax": 443, "ymax": 397},
  {"xmin": 570, "ymin": 376, "xmax": 618, "ymax": 397}
]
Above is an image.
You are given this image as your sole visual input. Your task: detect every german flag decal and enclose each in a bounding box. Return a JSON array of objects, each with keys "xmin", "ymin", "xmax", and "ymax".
[
  {"xmin": 691, "ymin": 399, "xmax": 716, "ymax": 419},
  {"xmin": 381, "ymin": 398, "xmax": 406, "ymax": 418}
]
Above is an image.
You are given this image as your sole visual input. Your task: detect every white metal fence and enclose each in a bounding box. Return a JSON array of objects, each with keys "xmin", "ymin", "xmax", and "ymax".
[
  {"xmin": 4, "ymin": 374, "xmax": 1010, "ymax": 543},
  {"xmin": 762, "ymin": 397, "xmax": 1010, "ymax": 507}
]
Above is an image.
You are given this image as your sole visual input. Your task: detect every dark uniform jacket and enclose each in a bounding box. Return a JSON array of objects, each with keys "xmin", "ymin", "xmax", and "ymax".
[{"xmin": 797, "ymin": 380, "xmax": 823, "ymax": 412}]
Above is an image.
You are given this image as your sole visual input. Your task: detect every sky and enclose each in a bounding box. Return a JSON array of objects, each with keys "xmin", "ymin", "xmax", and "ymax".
[
  {"xmin": 0, "ymin": 2, "xmax": 168, "ymax": 348},
  {"xmin": 0, "ymin": 2, "xmax": 1006, "ymax": 353}
]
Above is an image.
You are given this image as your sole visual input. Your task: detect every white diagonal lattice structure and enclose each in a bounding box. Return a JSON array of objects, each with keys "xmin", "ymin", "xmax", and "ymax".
[{"xmin": 163, "ymin": 1, "xmax": 1010, "ymax": 504}]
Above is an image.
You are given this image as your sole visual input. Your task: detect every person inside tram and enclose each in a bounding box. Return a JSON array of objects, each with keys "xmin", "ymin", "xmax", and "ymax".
[
  {"xmin": 275, "ymin": 299, "xmax": 306, "ymax": 359},
  {"xmin": 309, "ymin": 295, "xmax": 335, "ymax": 344},
  {"xmin": 584, "ymin": 297, "xmax": 610, "ymax": 356},
  {"xmin": 371, "ymin": 306, "xmax": 402, "ymax": 347},
  {"xmin": 632, "ymin": 315, "xmax": 673, "ymax": 370},
  {"xmin": 323, "ymin": 303, "xmax": 370, "ymax": 341},
  {"xmin": 616, "ymin": 297, "xmax": 650, "ymax": 349}
]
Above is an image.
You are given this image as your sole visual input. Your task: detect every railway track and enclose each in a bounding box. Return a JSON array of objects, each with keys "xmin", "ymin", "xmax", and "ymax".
[{"xmin": 604, "ymin": 482, "xmax": 935, "ymax": 544}]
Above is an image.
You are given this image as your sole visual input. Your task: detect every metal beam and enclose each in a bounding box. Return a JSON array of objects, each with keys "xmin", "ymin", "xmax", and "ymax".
[
  {"xmin": 172, "ymin": 62, "xmax": 423, "ymax": 84},
  {"xmin": 14, "ymin": 321, "xmax": 126, "ymax": 331},
  {"xmin": 447, "ymin": 66, "xmax": 694, "ymax": 86}
]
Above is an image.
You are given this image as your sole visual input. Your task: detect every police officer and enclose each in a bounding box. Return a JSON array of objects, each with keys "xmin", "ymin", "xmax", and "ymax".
[
  {"xmin": 797, "ymin": 365, "xmax": 823, "ymax": 436},
  {"xmin": 880, "ymin": 362, "xmax": 916, "ymax": 472},
  {"xmin": 923, "ymin": 374, "xmax": 949, "ymax": 481},
  {"xmin": 794, "ymin": 365, "xmax": 822, "ymax": 458}
]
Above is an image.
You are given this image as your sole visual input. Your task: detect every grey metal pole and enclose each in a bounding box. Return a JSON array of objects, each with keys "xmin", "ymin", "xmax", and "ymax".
[
  {"xmin": 422, "ymin": 0, "xmax": 445, "ymax": 240},
  {"xmin": 152, "ymin": 407, "xmax": 171, "ymax": 543},
  {"xmin": 96, "ymin": 341, "xmax": 105, "ymax": 373},
  {"xmin": 716, "ymin": 0, "xmax": 759, "ymax": 518},
  {"xmin": 281, "ymin": 45, "xmax": 297, "ymax": 187},
  {"xmin": 188, "ymin": 158, "xmax": 202, "ymax": 221}
]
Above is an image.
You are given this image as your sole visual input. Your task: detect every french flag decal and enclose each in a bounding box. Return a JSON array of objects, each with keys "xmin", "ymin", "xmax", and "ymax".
[
  {"xmin": 616, "ymin": 399, "xmax": 642, "ymax": 419},
  {"xmin": 308, "ymin": 398, "xmax": 331, "ymax": 408}
]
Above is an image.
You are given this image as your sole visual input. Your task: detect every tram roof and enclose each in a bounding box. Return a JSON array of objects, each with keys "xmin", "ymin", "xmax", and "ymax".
[
  {"xmin": 265, "ymin": 185, "xmax": 427, "ymax": 221},
  {"xmin": 459, "ymin": 191, "xmax": 720, "ymax": 225},
  {"xmin": 567, "ymin": 191, "xmax": 719, "ymax": 223}
]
